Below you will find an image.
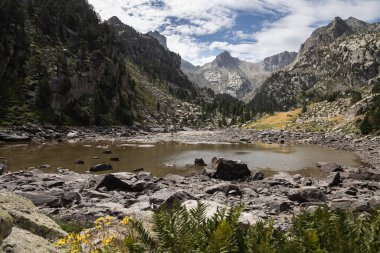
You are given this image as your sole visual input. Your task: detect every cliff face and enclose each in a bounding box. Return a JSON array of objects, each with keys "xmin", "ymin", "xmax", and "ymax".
[
  {"xmin": 0, "ymin": 0, "xmax": 197, "ymax": 126},
  {"xmin": 249, "ymin": 17, "xmax": 380, "ymax": 113}
]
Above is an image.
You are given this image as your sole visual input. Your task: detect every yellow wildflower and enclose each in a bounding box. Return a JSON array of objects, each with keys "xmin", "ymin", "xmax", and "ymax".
[
  {"xmin": 121, "ymin": 217, "xmax": 129, "ymax": 225},
  {"xmin": 70, "ymin": 249, "xmax": 79, "ymax": 253},
  {"xmin": 102, "ymin": 235, "xmax": 114, "ymax": 246},
  {"xmin": 55, "ymin": 238, "xmax": 66, "ymax": 246}
]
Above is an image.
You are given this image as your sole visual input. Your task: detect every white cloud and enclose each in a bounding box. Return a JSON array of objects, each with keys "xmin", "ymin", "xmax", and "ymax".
[{"xmin": 88, "ymin": 0, "xmax": 380, "ymax": 65}]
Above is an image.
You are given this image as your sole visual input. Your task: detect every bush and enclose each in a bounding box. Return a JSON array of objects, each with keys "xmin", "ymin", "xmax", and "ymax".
[{"xmin": 56, "ymin": 203, "xmax": 380, "ymax": 253}]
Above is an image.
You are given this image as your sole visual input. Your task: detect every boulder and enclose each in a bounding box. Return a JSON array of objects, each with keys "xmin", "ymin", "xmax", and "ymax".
[
  {"xmin": 316, "ymin": 162, "xmax": 343, "ymax": 172},
  {"xmin": 328, "ymin": 172, "xmax": 341, "ymax": 187},
  {"xmin": 0, "ymin": 210, "xmax": 13, "ymax": 245},
  {"xmin": 162, "ymin": 191, "xmax": 197, "ymax": 208},
  {"xmin": 211, "ymin": 159, "xmax": 251, "ymax": 181},
  {"xmin": 288, "ymin": 187, "xmax": 327, "ymax": 203},
  {"xmin": 194, "ymin": 158, "xmax": 207, "ymax": 166},
  {"xmin": 96, "ymin": 174, "xmax": 134, "ymax": 191},
  {"xmin": 90, "ymin": 163, "xmax": 113, "ymax": 172},
  {"xmin": 18, "ymin": 191, "xmax": 81, "ymax": 208},
  {"xmin": 0, "ymin": 191, "xmax": 66, "ymax": 240},
  {"xmin": 1, "ymin": 227, "xmax": 59, "ymax": 253},
  {"xmin": 251, "ymin": 171, "xmax": 264, "ymax": 180},
  {"xmin": 74, "ymin": 159, "xmax": 85, "ymax": 165},
  {"xmin": 348, "ymin": 169, "xmax": 380, "ymax": 181}
]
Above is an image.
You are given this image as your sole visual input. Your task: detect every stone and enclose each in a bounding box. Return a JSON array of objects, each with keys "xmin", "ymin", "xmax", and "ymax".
[
  {"xmin": 345, "ymin": 187, "xmax": 358, "ymax": 196},
  {"xmin": 204, "ymin": 183, "xmax": 242, "ymax": 196},
  {"xmin": 211, "ymin": 159, "xmax": 251, "ymax": 181},
  {"xmin": 90, "ymin": 163, "xmax": 113, "ymax": 172},
  {"xmin": 316, "ymin": 162, "xmax": 343, "ymax": 172},
  {"xmin": 0, "ymin": 163, "xmax": 6, "ymax": 175},
  {"xmin": 251, "ymin": 171, "xmax": 264, "ymax": 181},
  {"xmin": 328, "ymin": 172, "xmax": 341, "ymax": 187},
  {"xmin": 96, "ymin": 174, "xmax": 134, "ymax": 191},
  {"xmin": 163, "ymin": 174, "xmax": 184, "ymax": 183},
  {"xmin": 74, "ymin": 159, "xmax": 85, "ymax": 164},
  {"xmin": 18, "ymin": 191, "xmax": 81, "ymax": 208},
  {"xmin": 194, "ymin": 158, "xmax": 207, "ymax": 166},
  {"xmin": 110, "ymin": 157, "xmax": 120, "ymax": 161},
  {"xmin": 0, "ymin": 133, "xmax": 31, "ymax": 142},
  {"xmin": 288, "ymin": 187, "xmax": 327, "ymax": 203},
  {"xmin": 0, "ymin": 210, "xmax": 13, "ymax": 245},
  {"xmin": 132, "ymin": 181, "xmax": 160, "ymax": 192},
  {"xmin": 162, "ymin": 190, "xmax": 197, "ymax": 208},
  {"xmin": 0, "ymin": 192, "xmax": 66, "ymax": 240},
  {"xmin": 348, "ymin": 169, "xmax": 380, "ymax": 182},
  {"xmin": 66, "ymin": 131, "xmax": 78, "ymax": 138},
  {"xmin": 1, "ymin": 227, "xmax": 59, "ymax": 253},
  {"xmin": 103, "ymin": 150, "xmax": 112, "ymax": 154},
  {"xmin": 133, "ymin": 168, "xmax": 144, "ymax": 172}
]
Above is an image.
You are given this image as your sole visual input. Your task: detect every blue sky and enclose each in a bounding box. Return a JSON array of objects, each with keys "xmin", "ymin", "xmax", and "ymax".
[{"xmin": 88, "ymin": 0, "xmax": 380, "ymax": 65}]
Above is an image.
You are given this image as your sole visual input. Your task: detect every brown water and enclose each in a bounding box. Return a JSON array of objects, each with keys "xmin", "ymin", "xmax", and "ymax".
[{"xmin": 0, "ymin": 141, "xmax": 363, "ymax": 177}]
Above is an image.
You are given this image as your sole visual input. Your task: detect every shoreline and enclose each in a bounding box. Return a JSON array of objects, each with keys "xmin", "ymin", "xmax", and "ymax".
[{"xmin": 1, "ymin": 127, "xmax": 380, "ymax": 230}]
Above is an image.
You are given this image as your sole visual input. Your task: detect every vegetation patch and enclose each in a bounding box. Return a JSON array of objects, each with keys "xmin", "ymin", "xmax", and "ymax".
[{"xmin": 246, "ymin": 109, "xmax": 301, "ymax": 130}]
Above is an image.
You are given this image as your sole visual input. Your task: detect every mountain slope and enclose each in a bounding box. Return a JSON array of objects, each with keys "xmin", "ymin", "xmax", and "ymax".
[
  {"xmin": 182, "ymin": 51, "xmax": 297, "ymax": 101},
  {"xmin": 0, "ymin": 0, "xmax": 198, "ymax": 126},
  {"xmin": 249, "ymin": 17, "xmax": 380, "ymax": 114}
]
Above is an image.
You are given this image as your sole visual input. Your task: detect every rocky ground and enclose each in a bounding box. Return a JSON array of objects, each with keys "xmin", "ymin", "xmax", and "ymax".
[{"xmin": 0, "ymin": 127, "xmax": 380, "ymax": 251}]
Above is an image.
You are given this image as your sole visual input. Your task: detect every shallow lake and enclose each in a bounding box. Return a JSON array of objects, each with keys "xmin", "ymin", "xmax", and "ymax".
[{"xmin": 0, "ymin": 141, "xmax": 364, "ymax": 177}]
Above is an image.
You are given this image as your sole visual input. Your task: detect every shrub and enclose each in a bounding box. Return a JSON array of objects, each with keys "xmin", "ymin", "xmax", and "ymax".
[{"xmin": 56, "ymin": 204, "xmax": 380, "ymax": 253}]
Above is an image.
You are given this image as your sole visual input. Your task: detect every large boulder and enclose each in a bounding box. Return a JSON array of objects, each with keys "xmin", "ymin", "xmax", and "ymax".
[
  {"xmin": 0, "ymin": 210, "xmax": 13, "ymax": 245},
  {"xmin": 288, "ymin": 187, "xmax": 327, "ymax": 203},
  {"xmin": 211, "ymin": 158, "xmax": 251, "ymax": 181},
  {"xmin": 0, "ymin": 191, "xmax": 66, "ymax": 240},
  {"xmin": 1, "ymin": 227, "xmax": 59, "ymax": 253}
]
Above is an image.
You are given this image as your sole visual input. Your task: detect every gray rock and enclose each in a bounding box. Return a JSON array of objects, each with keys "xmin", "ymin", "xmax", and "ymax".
[
  {"xmin": 194, "ymin": 158, "xmax": 207, "ymax": 166},
  {"xmin": 348, "ymin": 169, "xmax": 380, "ymax": 181},
  {"xmin": 288, "ymin": 187, "xmax": 327, "ymax": 203},
  {"xmin": 251, "ymin": 171, "xmax": 264, "ymax": 181},
  {"xmin": 211, "ymin": 159, "xmax": 251, "ymax": 181},
  {"xmin": 0, "ymin": 133, "xmax": 31, "ymax": 142},
  {"xmin": 204, "ymin": 183, "xmax": 242, "ymax": 196},
  {"xmin": 162, "ymin": 190, "xmax": 197, "ymax": 208},
  {"xmin": 90, "ymin": 163, "xmax": 113, "ymax": 172},
  {"xmin": 345, "ymin": 187, "xmax": 358, "ymax": 196},
  {"xmin": 328, "ymin": 172, "xmax": 341, "ymax": 187},
  {"xmin": 0, "ymin": 210, "xmax": 13, "ymax": 245}
]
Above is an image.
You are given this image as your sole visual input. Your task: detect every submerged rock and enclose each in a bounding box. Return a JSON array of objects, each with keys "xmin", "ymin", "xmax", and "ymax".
[{"xmin": 90, "ymin": 163, "xmax": 113, "ymax": 172}]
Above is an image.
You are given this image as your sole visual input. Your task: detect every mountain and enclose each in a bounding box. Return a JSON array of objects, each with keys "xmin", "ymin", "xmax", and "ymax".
[
  {"xmin": 249, "ymin": 17, "xmax": 380, "ymax": 114},
  {"xmin": 0, "ymin": 0, "xmax": 199, "ymax": 126},
  {"xmin": 182, "ymin": 51, "xmax": 297, "ymax": 101},
  {"xmin": 146, "ymin": 30, "xmax": 168, "ymax": 50}
]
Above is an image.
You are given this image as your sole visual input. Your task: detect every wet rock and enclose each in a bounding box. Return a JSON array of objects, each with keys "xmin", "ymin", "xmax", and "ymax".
[
  {"xmin": 0, "ymin": 210, "xmax": 13, "ymax": 245},
  {"xmin": 211, "ymin": 159, "xmax": 251, "ymax": 181},
  {"xmin": 288, "ymin": 187, "xmax": 327, "ymax": 203},
  {"xmin": 90, "ymin": 163, "xmax": 113, "ymax": 172},
  {"xmin": 103, "ymin": 150, "xmax": 112, "ymax": 154},
  {"xmin": 316, "ymin": 162, "xmax": 343, "ymax": 172},
  {"xmin": 66, "ymin": 131, "xmax": 78, "ymax": 138},
  {"xmin": 204, "ymin": 183, "xmax": 242, "ymax": 196},
  {"xmin": 110, "ymin": 157, "xmax": 120, "ymax": 161},
  {"xmin": 39, "ymin": 164, "xmax": 51, "ymax": 169},
  {"xmin": 74, "ymin": 159, "xmax": 85, "ymax": 165},
  {"xmin": 194, "ymin": 158, "xmax": 207, "ymax": 166},
  {"xmin": 133, "ymin": 168, "xmax": 144, "ymax": 172}
]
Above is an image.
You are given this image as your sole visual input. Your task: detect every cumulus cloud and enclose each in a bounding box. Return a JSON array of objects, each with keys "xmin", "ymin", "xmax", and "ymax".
[{"xmin": 88, "ymin": 0, "xmax": 380, "ymax": 65}]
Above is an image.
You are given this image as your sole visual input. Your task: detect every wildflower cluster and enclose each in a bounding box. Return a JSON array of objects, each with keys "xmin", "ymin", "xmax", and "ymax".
[{"xmin": 55, "ymin": 215, "xmax": 137, "ymax": 253}]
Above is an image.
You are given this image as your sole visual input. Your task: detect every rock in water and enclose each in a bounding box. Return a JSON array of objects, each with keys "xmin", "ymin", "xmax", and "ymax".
[
  {"xmin": 0, "ymin": 133, "xmax": 31, "ymax": 142},
  {"xmin": 0, "ymin": 163, "xmax": 6, "ymax": 175},
  {"xmin": 212, "ymin": 159, "xmax": 251, "ymax": 181},
  {"xmin": 194, "ymin": 158, "xmax": 207, "ymax": 166},
  {"xmin": 90, "ymin": 163, "xmax": 113, "ymax": 172}
]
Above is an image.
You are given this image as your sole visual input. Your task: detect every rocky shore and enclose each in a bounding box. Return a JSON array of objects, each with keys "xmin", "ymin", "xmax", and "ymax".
[{"xmin": 1, "ymin": 126, "xmax": 380, "ymax": 235}]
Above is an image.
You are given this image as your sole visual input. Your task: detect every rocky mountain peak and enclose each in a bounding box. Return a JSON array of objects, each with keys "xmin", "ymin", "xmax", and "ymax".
[
  {"xmin": 262, "ymin": 51, "xmax": 297, "ymax": 72},
  {"xmin": 329, "ymin": 16, "xmax": 352, "ymax": 38},
  {"xmin": 146, "ymin": 30, "xmax": 168, "ymax": 49},
  {"xmin": 212, "ymin": 51, "xmax": 240, "ymax": 68},
  {"xmin": 107, "ymin": 16, "xmax": 125, "ymax": 27}
]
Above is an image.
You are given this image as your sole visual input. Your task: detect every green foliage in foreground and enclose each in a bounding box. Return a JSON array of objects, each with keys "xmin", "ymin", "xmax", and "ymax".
[
  {"xmin": 127, "ymin": 203, "xmax": 380, "ymax": 253},
  {"xmin": 58, "ymin": 203, "xmax": 380, "ymax": 252}
]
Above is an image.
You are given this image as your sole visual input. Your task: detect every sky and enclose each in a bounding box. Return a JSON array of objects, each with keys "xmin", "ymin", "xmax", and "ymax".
[{"xmin": 88, "ymin": 0, "xmax": 380, "ymax": 66}]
